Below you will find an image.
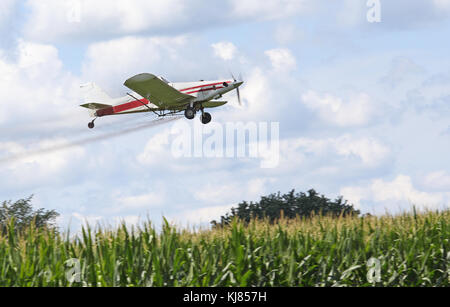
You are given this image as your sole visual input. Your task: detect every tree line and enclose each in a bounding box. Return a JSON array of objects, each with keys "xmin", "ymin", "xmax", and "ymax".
[
  {"xmin": 0, "ymin": 189, "xmax": 360, "ymax": 232},
  {"xmin": 211, "ymin": 189, "xmax": 360, "ymax": 227}
]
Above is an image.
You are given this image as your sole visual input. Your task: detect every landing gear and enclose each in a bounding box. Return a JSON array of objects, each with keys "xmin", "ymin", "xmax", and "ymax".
[
  {"xmin": 88, "ymin": 119, "xmax": 96, "ymax": 129},
  {"xmin": 184, "ymin": 107, "xmax": 196, "ymax": 120},
  {"xmin": 200, "ymin": 112, "xmax": 212, "ymax": 125},
  {"xmin": 184, "ymin": 105, "xmax": 211, "ymax": 124}
]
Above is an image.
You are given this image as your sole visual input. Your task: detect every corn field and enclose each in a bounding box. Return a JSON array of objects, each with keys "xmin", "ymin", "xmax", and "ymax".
[{"xmin": 0, "ymin": 210, "xmax": 449, "ymax": 287}]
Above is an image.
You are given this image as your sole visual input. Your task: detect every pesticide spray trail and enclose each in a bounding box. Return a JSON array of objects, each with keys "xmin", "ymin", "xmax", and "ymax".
[
  {"xmin": 0, "ymin": 116, "xmax": 182, "ymax": 164},
  {"xmin": 0, "ymin": 111, "xmax": 161, "ymax": 143}
]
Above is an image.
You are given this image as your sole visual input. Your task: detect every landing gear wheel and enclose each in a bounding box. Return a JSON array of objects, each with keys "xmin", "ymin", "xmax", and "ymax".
[
  {"xmin": 88, "ymin": 121, "xmax": 95, "ymax": 129},
  {"xmin": 200, "ymin": 112, "xmax": 212, "ymax": 125},
  {"xmin": 184, "ymin": 108, "xmax": 196, "ymax": 120}
]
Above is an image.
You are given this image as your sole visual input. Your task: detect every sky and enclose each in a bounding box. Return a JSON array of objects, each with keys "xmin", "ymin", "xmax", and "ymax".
[{"xmin": 0, "ymin": 0, "xmax": 450, "ymax": 230}]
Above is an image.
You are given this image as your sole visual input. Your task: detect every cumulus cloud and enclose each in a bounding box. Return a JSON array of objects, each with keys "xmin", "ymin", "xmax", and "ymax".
[
  {"xmin": 423, "ymin": 171, "xmax": 450, "ymax": 191},
  {"xmin": 81, "ymin": 36, "xmax": 192, "ymax": 90},
  {"xmin": 301, "ymin": 90, "xmax": 373, "ymax": 127},
  {"xmin": 22, "ymin": 0, "xmax": 310, "ymax": 43},
  {"xmin": 281, "ymin": 135, "xmax": 390, "ymax": 168},
  {"xmin": 211, "ymin": 41, "xmax": 237, "ymax": 61},
  {"xmin": 170, "ymin": 204, "xmax": 235, "ymax": 225},
  {"xmin": 194, "ymin": 178, "xmax": 273, "ymax": 204},
  {"xmin": 341, "ymin": 175, "xmax": 449, "ymax": 212},
  {"xmin": 117, "ymin": 192, "xmax": 165, "ymax": 209},
  {"xmin": 0, "ymin": 40, "xmax": 82, "ymax": 126},
  {"xmin": 23, "ymin": 0, "xmax": 188, "ymax": 42},
  {"xmin": 229, "ymin": 0, "xmax": 307, "ymax": 20},
  {"xmin": 265, "ymin": 48, "xmax": 297, "ymax": 72},
  {"xmin": 137, "ymin": 128, "xmax": 172, "ymax": 166},
  {"xmin": 0, "ymin": 139, "xmax": 86, "ymax": 189}
]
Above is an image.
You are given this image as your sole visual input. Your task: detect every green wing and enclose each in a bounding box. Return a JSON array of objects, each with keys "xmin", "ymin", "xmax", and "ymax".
[{"xmin": 124, "ymin": 73, "xmax": 193, "ymax": 109}]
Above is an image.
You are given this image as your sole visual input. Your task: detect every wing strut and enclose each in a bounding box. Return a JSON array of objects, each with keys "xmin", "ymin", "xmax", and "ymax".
[
  {"xmin": 127, "ymin": 93, "xmax": 152, "ymax": 111},
  {"xmin": 127, "ymin": 93, "xmax": 164, "ymax": 117}
]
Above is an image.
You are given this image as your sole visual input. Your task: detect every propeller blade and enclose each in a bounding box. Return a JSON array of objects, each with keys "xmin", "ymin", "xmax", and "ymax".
[
  {"xmin": 230, "ymin": 71, "xmax": 243, "ymax": 106},
  {"xmin": 236, "ymin": 87, "xmax": 242, "ymax": 106}
]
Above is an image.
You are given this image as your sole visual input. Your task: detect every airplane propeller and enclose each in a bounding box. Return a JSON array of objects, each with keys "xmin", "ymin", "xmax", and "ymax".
[{"xmin": 231, "ymin": 73, "xmax": 244, "ymax": 106}]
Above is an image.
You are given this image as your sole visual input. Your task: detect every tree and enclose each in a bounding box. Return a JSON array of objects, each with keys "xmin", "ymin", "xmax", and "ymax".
[
  {"xmin": 0, "ymin": 196, "xmax": 59, "ymax": 234},
  {"xmin": 211, "ymin": 189, "xmax": 360, "ymax": 227}
]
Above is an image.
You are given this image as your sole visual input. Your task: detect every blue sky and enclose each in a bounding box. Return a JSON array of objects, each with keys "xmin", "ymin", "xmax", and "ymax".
[{"xmin": 0, "ymin": 0, "xmax": 450, "ymax": 230}]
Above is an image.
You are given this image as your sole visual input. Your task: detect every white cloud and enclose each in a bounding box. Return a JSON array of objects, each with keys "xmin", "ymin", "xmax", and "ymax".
[
  {"xmin": 81, "ymin": 36, "xmax": 190, "ymax": 90},
  {"xmin": 17, "ymin": 40, "xmax": 62, "ymax": 72},
  {"xmin": 334, "ymin": 136, "xmax": 390, "ymax": 167},
  {"xmin": 23, "ymin": 0, "xmax": 187, "ymax": 42},
  {"xmin": 113, "ymin": 215, "xmax": 141, "ymax": 226},
  {"xmin": 423, "ymin": 171, "xmax": 450, "ymax": 191},
  {"xmin": 230, "ymin": 0, "xmax": 307, "ymax": 20},
  {"xmin": 301, "ymin": 90, "xmax": 373, "ymax": 127},
  {"xmin": 281, "ymin": 135, "xmax": 390, "ymax": 168},
  {"xmin": 265, "ymin": 48, "xmax": 297, "ymax": 72},
  {"xmin": 434, "ymin": 0, "xmax": 450, "ymax": 10},
  {"xmin": 341, "ymin": 175, "xmax": 448, "ymax": 212},
  {"xmin": 228, "ymin": 67, "xmax": 274, "ymax": 118},
  {"xmin": 137, "ymin": 128, "xmax": 171, "ymax": 166},
  {"xmin": 72, "ymin": 212, "xmax": 104, "ymax": 226},
  {"xmin": 211, "ymin": 42, "xmax": 237, "ymax": 61},
  {"xmin": 194, "ymin": 178, "xmax": 272, "ymax": 204},
  {"xmin": 371, "ymin": 176, "xmax": 442, "ymax": 205},
  {"xmin": 23, "ymin": 0, "xmax": 310, "ymax": 43},
  {"xmin": 0, "ymin": 40, "xmax": 82, "ymax": 125},
  {"xmin": 0, "ymin": 139, "xmax": 86, "ymax": 186},
  {"xmin": 171, "ymin": 204, "xmax": 235, "ymax": 225},
  {"xmin": 118, "ymin": 192, "xmax": 165, "ymax": 209},
  {"xmin": 195, "ymin": 184, "xmax": 239, "ymax": 204}
]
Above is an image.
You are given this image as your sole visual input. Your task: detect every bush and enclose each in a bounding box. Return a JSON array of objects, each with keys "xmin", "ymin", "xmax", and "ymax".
[{"xmin": 0, "ymin": 196, "xmax": 59, "ymax": 234}]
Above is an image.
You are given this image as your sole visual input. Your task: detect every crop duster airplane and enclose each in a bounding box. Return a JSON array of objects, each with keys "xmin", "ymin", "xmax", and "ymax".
[{"xmin": 80, "ymin": 73, "xmax": 244, "ymax": 129}]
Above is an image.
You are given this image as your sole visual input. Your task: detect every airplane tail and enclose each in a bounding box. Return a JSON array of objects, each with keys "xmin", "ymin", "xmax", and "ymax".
[
  {"xmin": 80, "ymin": 82, "xmax": 113, "ymax": 105},
  {"xmin": 80, "ymin": 83, "xmax": 113, "ymax": 117}
]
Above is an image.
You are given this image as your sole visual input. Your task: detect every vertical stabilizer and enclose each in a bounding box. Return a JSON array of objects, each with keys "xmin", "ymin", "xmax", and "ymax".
[{"xmin": 80, "ymin": 82, "xmax": 112, "ymax": 104}]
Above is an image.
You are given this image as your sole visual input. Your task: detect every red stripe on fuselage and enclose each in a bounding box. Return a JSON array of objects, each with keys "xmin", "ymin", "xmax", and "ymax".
[
  {"xmin": 113, "ymin": 98, "xmax": 150, "ymax": 113},
  {"xmin": 186, "ymin": 86, "xmax": 224, "ymax": 95},
  {"xmin": 179, "ymin": 81, "xmax": 231, "ymax": 92},
  {"xmin": 95, "ymin": 98, "xmax": 150, "ymax": 117}
]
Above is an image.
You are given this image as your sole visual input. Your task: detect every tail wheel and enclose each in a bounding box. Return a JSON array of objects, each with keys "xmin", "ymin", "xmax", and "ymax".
[
  {"xmin": 184, "ymin": 108, "xmax": 196, "ymax": 120},
  {"xmin": 88, "ymin": 121, "xmax": 95, "ymax": 129},
  {"xmin": 201, "ymin": 112, "xmax": 212, "ymax": 125}
]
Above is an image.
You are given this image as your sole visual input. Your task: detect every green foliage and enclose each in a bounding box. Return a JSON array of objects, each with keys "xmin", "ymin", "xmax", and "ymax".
[
  {"xmin": 0, "ymin": 196, "xmax": 59, "ymax": 234},
  {"xmin": 212, "ymin": 189, "xmax": 360, "ymax": 227},
  {"xmin": 0, "ymin": 210, "xmax": 448, "ymax": 287}
]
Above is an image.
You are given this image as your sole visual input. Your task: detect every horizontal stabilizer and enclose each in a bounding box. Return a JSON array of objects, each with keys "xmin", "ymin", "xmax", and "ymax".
[
  {"xmin": 80, "ymin": 103, "xmax": 112, "ymax": 110},
  {"xmin": 203, "ymin": 101, "xmax": 228, "ymax": 108}
]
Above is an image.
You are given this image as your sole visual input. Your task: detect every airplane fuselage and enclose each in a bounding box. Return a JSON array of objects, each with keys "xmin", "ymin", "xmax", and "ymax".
[{"xmin": 95, "ymin": 78, "xmax": 241, "ymax": 117}]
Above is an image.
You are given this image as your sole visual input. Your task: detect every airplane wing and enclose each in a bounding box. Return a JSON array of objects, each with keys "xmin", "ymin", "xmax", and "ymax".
[{"xmin": 124, "ymin": 73, "xmax": 193, "ymax": 109}]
